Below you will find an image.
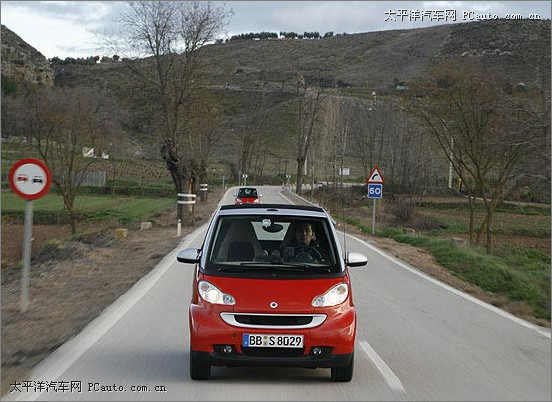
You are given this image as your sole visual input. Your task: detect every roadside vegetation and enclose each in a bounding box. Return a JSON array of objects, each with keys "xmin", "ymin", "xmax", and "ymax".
[
  {"xmin": 310, "ymin": 186, "xmax": 551, "ymax": 322},
  {"xmin": 2, "ymin": 192, "xmax": 175, "ymax": 226}
]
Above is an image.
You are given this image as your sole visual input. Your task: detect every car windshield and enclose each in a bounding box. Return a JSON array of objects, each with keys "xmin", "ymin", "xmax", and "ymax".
[
  {"xmin": 238, "ymin": 188, "xmax": 258, "ymax": 198},
  {"xmin": 205, "ymin": 215, "xmax": 340, "ymax": 276}
]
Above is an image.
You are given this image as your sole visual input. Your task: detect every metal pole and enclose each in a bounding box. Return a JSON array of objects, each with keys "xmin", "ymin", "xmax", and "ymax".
[
  {"xmin": 20, "ymin": 200, "xmax": 34, "ymax": 312},
  {"xmin": 371, "ymin": 198, "xmax": 376, "ymax": 235}
]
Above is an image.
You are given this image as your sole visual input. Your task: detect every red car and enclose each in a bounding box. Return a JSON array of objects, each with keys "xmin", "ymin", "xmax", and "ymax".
[
  {"xmin": 177, "ymin": 204, "xmax": 367, "ymax": 381},
  {"xmin": 234, "ymin": 187, "xmax": 261, "ymax": 204}
]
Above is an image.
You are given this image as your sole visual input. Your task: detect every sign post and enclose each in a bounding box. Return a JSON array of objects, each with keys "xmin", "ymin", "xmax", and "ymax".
[
  {"xmin": 366, "ymin": 166, "xmax": 384, "ymax": 235},
  {"xmin": 9, "ymin": 158, "xmax": 52, "ymax": 312}
]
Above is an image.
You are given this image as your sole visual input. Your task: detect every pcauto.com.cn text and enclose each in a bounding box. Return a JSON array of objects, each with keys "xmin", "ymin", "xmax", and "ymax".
[
  {"xmin": 384, "ymin": 9, "xmax": 543, "ymax": 22},
  {"xmin": 9, "ymin": 380, "xmax": 168, "ymax": 394}
]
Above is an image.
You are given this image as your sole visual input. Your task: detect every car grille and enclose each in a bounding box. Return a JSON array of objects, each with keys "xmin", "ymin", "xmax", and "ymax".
[
  {"xmin": 220, "ymin": 313, "xmax": 327, "ymax": 329},
  {"xmin": 241, "ymin": 347, "xmax": 305, "ymax": 358},
  {"xmin": 235, "ymin": 315, "xmax": 312, "ymax": 326}
]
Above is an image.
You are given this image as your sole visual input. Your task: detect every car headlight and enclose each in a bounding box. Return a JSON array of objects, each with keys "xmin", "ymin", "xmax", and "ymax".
[
  {"xmin": 312, "ymin": 283, "xmax": 348, "ymax": 307},
  {"xmin": 198, "ymin": 280, "xmax": 235, "ymax": 305}
]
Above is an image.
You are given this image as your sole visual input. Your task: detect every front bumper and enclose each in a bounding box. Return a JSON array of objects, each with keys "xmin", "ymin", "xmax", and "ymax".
[{"xmin": 189, "ymin": 304, "xmax": 356, "ymax": 368}]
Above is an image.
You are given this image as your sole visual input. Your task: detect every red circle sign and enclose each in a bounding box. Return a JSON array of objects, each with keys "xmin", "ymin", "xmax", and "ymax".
[{"xmin": 9, "ymin": 158, "xmax": 52, "ymax": 200}]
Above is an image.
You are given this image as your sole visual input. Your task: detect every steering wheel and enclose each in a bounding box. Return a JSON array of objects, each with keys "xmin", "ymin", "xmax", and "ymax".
[{"xmin": 292, "ymin": 246, "xmax": 324, "ymax": 263}]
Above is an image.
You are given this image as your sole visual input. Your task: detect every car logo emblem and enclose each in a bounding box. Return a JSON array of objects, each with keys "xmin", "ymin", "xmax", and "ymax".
[{"xmin": 269, "ymin": 301, "xmax": 278, "ymax": 309}]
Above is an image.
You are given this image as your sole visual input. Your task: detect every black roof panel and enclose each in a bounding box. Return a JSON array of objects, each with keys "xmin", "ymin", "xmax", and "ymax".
[{"xmin": 219, "ymin": 203, "xmax": 324, "ymax": 213}]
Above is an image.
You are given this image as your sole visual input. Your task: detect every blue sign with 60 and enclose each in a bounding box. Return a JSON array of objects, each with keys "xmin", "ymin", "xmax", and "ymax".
[{"xmin": 367, "ymin": 183, "xmax": 382, "ymax": 199}]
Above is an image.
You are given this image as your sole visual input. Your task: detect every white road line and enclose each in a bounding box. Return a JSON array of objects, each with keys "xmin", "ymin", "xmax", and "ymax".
[
  {"xmin": 360, "ymin": 340, "xmax": 406, "ymax": 394},
  {"xmin": 345, "ymin": 232, "xmax": 552, "ymax": 339},
  {"xmin": 5, "ymin": 226, "xmax": 207, "ymax": 402}
]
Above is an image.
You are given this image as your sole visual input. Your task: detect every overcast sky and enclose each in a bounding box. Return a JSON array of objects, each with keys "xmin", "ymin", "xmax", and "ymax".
[{"xmin": 1, "ymin": 1, "xmax": 550, "ymax": 59}]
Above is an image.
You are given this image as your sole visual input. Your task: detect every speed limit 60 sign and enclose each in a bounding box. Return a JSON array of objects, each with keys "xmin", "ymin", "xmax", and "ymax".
[
  {"xmin": 9, "ymin": 158, "xmax": 52, "ymax": 200},
  {"xmin": 368, "ymin": 183, "xmax": 382, "ymax": 199}
]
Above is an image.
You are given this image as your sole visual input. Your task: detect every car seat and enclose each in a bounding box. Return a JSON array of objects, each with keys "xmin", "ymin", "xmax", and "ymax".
[
  {"xmin": 216, "ymin": 219, "xmax": 262, "ymax": 261},
  {"xmin": 227, "ymin": 242, "xmax": 255, "ymax": 261}
]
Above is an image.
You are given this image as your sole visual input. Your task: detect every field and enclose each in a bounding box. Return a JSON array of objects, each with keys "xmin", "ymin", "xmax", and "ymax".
[
  {"xmin": 1, "ymin": 193, "xmax": 176, "ymax": 267},
  {"xmin": 309, "ymin": 188, "xmax": 551, "ymax": 323}
]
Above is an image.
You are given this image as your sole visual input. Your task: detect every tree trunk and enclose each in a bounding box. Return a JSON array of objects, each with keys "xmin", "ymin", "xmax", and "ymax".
[
  {"xmin": 486, "ymin": 210, "xmax": 494, "ymax": 255},
  {"xmin": 296, "ymin": 156, "xmax": 305, "ymax": 194}
]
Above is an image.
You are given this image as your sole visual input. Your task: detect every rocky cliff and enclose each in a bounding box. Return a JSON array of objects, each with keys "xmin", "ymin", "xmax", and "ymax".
[{"xmin": 1, "ymin": 25, "xmax": 54, "ymax": 87}]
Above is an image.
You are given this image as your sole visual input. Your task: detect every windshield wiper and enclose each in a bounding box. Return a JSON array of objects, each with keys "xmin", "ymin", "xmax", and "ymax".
[
  {"xmin": 239, "ymin": 261, "xmax": 331, "ymax": 273},
  {"xmin": 217, "ymin": 266, "xmax": 259, "ymax": 272},
  {"xmin": 218, "ymin": 264, "xmax": 296, "ymax": 273}
]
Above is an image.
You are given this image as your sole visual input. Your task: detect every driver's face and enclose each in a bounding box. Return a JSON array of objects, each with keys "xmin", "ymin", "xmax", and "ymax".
[{"xmin": 296, "ymin": 223, "xmax": 314, "ymax": 245}]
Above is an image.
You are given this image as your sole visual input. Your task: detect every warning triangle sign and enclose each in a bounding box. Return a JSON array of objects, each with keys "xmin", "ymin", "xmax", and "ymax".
[{"xmin": 366, "ymin": 166, "xmax": 384, "ymax": 184}]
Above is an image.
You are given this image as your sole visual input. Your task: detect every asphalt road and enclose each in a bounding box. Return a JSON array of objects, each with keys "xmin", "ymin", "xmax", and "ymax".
[{"xmin": 6, "ymin": 186, "xmax": 551, "ymax": 401}]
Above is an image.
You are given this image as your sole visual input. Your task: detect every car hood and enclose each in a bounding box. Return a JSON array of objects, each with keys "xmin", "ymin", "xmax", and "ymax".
[{"xmin": 206, "ymin": 276, "xmax": 345, "ymax": 313}]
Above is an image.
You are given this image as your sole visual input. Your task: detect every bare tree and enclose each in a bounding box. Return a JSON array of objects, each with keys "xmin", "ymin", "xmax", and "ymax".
[
  {"xmin": 233, "ymin": 92, "xmax": 270, "ymax": 183},
  {"xmin": 295, "ymin": 76, "xmax": 327, "ymax": 194},
  {"xmin": 317, "ymin": 96, "xmax": 341, "ymax": 186},
  {"xmin": 26, "ymin": 87, "xmax": 115, "ymax": 233},
  {"xmin": 186, "ymin": 90, "xmax": 224, "ymax": 201},
  {"xmin": 105, "ymin": 1, "xmax": 230, "ymax": 223},
  {"xmin": 407, "ymin": 59, "xmax": 547, "ymax": 254}
]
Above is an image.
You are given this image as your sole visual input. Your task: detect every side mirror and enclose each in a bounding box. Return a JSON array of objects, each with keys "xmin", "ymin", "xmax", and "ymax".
[
  {"xmin": 346, "ymin": 251, "xmax": 367, "ymax": 267},
  {"xmin": 259, "ymin": 194, "xmax": 263, "ymax": 197},
  {"xmin": 233, "ymin": 193, "xmax": 237, "ymax": 197},
  {"xmin": 177, "ymin": 248, "xmax": 201, "ymax": 264}
]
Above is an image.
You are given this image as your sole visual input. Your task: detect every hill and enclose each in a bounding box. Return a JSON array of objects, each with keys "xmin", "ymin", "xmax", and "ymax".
[
  {"xmin": 199, "ymin": 20, "xmax": 550, "ymax": 91},
  {"xmin": 42, "ymin": 20, "xmax": 551, "ymax": 93},
  {"xmin": 1, "ymin": 20, "xmax": 550, "ymax": 191}
]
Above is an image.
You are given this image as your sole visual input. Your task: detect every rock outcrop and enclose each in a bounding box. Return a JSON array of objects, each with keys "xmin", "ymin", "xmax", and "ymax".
[{"xmin": 1, "ymin": 24, "xmax": 54, "ymax": 87}]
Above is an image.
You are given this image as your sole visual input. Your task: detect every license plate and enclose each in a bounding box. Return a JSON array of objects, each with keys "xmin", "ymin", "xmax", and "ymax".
[{"xmin": 243, "ymin": 334, "xmax": 303, "ymax": 348}]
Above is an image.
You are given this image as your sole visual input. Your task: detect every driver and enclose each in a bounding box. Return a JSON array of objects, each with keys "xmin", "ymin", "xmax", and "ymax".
[
  {"xmin": 295, "ymin": 222, "xmax": 315, "ymax": 246},
  {"xmin": 285, "ymin": 221, "xmax": 328, "ymax": 263}
]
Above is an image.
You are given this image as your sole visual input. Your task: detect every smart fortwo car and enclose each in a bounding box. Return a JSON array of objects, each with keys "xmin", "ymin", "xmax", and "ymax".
[
  {"xmin": 234, "ymin": 187, "xmax": 261, "ymax": 205},
  {"xmin": 177, "ymin": 204, "xmax": 367, "ymax": 382}
]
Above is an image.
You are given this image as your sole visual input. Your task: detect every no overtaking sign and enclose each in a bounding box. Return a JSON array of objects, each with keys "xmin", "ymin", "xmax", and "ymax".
[
  {"xmin": 9, "ymin": 158, "xmax": 52, "ymax": 200},
  {"xmin": 8, "ymin": 158, "xmax": 52, "ymax": 312}
]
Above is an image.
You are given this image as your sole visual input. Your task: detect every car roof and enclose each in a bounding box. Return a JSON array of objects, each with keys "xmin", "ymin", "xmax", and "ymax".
[{"xmin": 218, "ymin": 203, "xmax": 328, "ymax": 218}]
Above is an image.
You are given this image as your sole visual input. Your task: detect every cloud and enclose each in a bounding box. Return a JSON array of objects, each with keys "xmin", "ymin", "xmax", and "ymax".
[{"xmin": 3, "ymin": 1, "xmax": 110, "ymax": 24}]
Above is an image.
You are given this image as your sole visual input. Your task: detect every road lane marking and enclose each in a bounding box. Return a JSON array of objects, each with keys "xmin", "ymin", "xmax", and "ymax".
[
  {"xmin": 5, "ymin": 225, "xmax": 208, "ymax": 402},
  {"xmin": 346, "ymin": 233, "xmax": 551, "ymax": 339},
  {"xmin": 360, "ymin": 340, "xmax": 406, "ymax": 394}
]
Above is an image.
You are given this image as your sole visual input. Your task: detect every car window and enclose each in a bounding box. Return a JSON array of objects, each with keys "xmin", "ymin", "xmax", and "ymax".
[
  {"xmin": 205, "ymin": 215, "xmax": 340, "ymax": 275},
  {"xmin": 238, "ymin": 188, "xmax": 257, "ymax": 197}
]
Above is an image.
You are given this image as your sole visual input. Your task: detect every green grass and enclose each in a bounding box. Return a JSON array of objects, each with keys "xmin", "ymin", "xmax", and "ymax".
[
  {"xmin": 417, "ymin": 209, "xmax": 551, "ymax": 238},
  {"xmin": 375, "ymin": 228, "xmax": 550, "ymax": 320},
  {"xmin": 1, "ymin": 192, "xmax": 175, "ymax": 224},
  {"xmin": 337, "ymin": 199, "xmax": 551, "ymax": 320},
  {"xmin": 419, "ymin": 201, "xmax": 551, "ymax": 216}
]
